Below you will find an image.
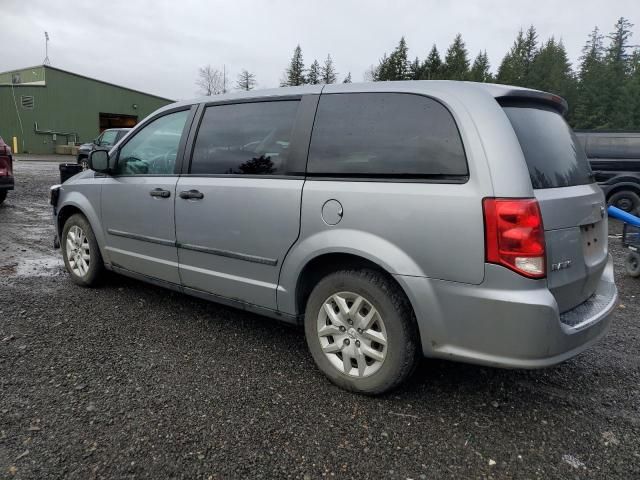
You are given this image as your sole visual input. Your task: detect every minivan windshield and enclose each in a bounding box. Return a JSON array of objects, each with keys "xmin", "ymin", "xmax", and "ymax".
[{"xmin": 503, "ymin": 105, "xmax": 593, "ymax": 189}]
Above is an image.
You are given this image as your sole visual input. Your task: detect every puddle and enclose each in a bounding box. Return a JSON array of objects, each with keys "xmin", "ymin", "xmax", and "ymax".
[{"xmin": 0, "ymin": 255, "xmax": 64, "ymax": 277}]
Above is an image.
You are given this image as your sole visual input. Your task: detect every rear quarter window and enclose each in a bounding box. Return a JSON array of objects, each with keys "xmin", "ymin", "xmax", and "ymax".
[
  {"xmin": 503, "ymin": 104, "xmax": 593, "ymax": 189},
  {"xmin": 307, "ymin": 93, "xmax": 468, "ymax": 179}
]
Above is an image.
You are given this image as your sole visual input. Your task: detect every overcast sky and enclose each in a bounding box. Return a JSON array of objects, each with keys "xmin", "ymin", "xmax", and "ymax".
[{"xmin": 2, "ymin": 0, "xmax": 638, "ymax": 100}]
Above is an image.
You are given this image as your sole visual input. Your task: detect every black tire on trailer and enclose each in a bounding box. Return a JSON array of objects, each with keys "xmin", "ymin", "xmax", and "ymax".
[{"xmin": 625, "ymin": 251, "xmax": 640, "ymax": 278}]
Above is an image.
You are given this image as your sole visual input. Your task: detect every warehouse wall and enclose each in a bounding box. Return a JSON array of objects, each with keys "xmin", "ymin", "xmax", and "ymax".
[{"xmin": 0, "ymin": 67, "xmax": 172, "ymax": 154}]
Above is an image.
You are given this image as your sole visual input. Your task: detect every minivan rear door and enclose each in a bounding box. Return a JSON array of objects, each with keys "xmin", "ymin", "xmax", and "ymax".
[{"xmin": 502, "ymin": 103, "xmax": 607, "ymax": 312}]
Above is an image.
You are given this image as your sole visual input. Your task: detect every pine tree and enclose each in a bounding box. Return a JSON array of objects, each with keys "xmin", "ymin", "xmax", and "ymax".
[
  {"xmin": 307, "ymin": 60, "xmax": 321, "ymax": 85},
  {"xmin": 235, "ymin": 69, "xmax": 256, "ymax": 91},
  {"xmin": 469, "ymin": 50, "xmax": 492, "ymax": 82},
  {"xmin": 281, "ymin": 45, "xmax": 306, "ymax": 86},
  {"xmin": 442, "ymin": 34, "xmax": 470, "ymax": 80},
  {"xmin": 496, "ymin": 26, "xmax": 538, "ymax": 86},
  {"xmin": 603, "ymin": 17, "xmax": 634, "ymax": 128},
  {"xmin": 342, "ymin": 72, "xmax": 352, "ymax": 83},
  {"xmin": 321, "ymin": 54, "xmax": 338, "ymax": 84},
  {"xmin": 574, "ymin": 27, "xmax": 608, "ymax": 128},
  {"xmin": 421, "ymin": 45, "xmax": 442, "ymax": 79}
]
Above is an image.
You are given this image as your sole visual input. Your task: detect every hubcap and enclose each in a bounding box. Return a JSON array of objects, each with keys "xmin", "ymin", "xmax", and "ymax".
[
  {"xmin": 66, "ymin": 225, "xmax": 90, "ymax": 277},
  {"xmin": 317, "ymin": 291, "xmax": 387, "ymax": 378},
  {"xmin": 616, "ymin": 198, "xmax": 633, "ymax": 211}
]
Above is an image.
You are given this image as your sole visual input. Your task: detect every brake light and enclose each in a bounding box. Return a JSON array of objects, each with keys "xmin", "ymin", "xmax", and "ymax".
[{"xmin": 483, "ymin": 198, "xmax": 546, "ymax": 278}]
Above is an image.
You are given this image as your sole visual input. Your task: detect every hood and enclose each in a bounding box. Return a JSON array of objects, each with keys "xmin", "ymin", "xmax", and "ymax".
[{"xmin": 78, "ymin": 142, "xmax": 93, "ymax": 152}]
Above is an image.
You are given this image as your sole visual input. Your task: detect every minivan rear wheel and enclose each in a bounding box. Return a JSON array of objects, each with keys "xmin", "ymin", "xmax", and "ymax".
[
  {"xmin": 62, "ymin": 213, "xmax": 104, "ymax": 287},
  {"xmin": 304, "ymin": 269, "xmax": 418, "ymax": 394}
]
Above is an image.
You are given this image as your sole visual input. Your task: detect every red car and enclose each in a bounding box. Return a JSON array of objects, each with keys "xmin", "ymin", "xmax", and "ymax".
[{"xmin": 0, "ymin": 137, "xmax": 14, "ymax": 205}]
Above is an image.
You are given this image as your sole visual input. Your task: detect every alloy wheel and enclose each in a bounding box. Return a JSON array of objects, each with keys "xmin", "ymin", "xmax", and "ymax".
[{"xmin": 66, "ymin": 225, "xmax": 90, "ymax": 277}]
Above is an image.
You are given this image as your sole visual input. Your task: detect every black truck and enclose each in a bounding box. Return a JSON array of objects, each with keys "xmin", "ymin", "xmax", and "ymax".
[{"xmin": 576, "ymin": 131, "xmax": 640, "ymax": 214}]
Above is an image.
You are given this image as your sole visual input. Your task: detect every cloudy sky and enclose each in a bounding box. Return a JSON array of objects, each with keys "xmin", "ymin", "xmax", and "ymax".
[{"xmin": 2, "ymin": 0, "xmax": 638, "ymax": 100}]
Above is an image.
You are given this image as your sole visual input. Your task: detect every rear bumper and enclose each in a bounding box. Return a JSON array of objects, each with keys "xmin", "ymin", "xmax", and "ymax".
[
  {"xmin": 397, "ymin": 255, "xmax": 617, "ymax": 369},
  {"xmin": 0, "ymin": 176, "xmax": 14, "ymax": 190}
]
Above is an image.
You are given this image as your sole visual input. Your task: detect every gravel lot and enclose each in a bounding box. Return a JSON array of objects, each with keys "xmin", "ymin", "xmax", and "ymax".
[{"xmin": 1, "ymin": 161, "xmax": 639, "ymax": 479}]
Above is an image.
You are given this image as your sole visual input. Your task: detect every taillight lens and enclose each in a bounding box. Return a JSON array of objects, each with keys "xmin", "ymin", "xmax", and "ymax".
[{"xmin": 483, "ymin": 198, "xmax": 546, "ymax": 278}]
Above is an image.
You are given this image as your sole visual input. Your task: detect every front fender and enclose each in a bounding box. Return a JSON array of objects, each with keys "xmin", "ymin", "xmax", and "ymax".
[
  {"xmin": 276, "ymin": 228, "xmax": 426, "ymax": 315},
  {"xmin": 57, "ymin": 184, "xmax": 109, "ymax": 265}
]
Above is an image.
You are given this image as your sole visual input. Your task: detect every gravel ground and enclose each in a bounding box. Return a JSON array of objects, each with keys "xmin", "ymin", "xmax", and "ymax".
[{"xmin": 1, "ymin": 161, "xmax": 639, "ymax": 479}]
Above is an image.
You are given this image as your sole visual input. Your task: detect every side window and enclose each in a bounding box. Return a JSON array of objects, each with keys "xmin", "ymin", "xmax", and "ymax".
[
  {"xmin": 307, "ymin": 93, "xmax": 468, "ymax": 178},
  {"xmin": 190, "ymin": 101, "xmax": 299, "ymax": 175},
  {"xmin": 100, "ymin": 130, "xmax": 118, "ymax": 147},
  {"xmin": 115, "ymin": 110, "xmax": 189, "ymax": 175}
]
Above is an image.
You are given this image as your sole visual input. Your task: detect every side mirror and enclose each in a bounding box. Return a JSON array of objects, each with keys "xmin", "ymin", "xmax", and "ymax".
[{"xmin": 89, "ymin": 150, "xmax": 110, "ymax": 173}]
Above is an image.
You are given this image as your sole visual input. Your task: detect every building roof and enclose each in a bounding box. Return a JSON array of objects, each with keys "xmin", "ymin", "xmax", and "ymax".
[{"xmin": 0, "ymin": 64, "xmax": 173, "ymax": 102}]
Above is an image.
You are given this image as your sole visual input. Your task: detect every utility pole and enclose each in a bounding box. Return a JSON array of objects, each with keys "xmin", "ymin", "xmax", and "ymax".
[{"xmin": 43, "ymin": 31, "xmax": 50, "ymax": 65}]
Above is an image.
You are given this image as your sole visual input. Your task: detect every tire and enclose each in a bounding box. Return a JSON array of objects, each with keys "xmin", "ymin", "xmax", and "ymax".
[
  {"xmin": 61, "ymin": 213, "xmax": 104, "ymax": 287},
  {"xmin": 608, "ymin": 190, "xmax": 640, "ymax": 215},
  {"xmin": 625, "ymin": 251, "xmax": 640, "ymax": 278},
  {"xmin": 0, "ymin": 190, "xmax": 6, "ymax": 205},
  {"xmin": 79, "ymin": 157, "xmax": 89, "ymax": 170},
  {"xmin": 304, "ymin": 269, "xmax": 419, "ymax": 395}
]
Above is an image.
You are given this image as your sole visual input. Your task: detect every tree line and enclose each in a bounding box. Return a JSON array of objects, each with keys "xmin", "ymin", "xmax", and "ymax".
[{"xmin": 196, "ymin": 16, "xmax": 638, "ymax": 130}]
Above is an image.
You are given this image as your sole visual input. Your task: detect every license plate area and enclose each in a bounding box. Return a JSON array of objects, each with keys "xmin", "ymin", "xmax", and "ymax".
[{"xmin": 581, "ymin": 221, "xmax": 605, "ymax": 265}]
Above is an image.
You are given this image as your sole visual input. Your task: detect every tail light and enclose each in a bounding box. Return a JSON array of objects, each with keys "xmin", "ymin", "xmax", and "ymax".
[{"xmin": 483, "ymin": 198, "xmax": 546, "ymax": 279}]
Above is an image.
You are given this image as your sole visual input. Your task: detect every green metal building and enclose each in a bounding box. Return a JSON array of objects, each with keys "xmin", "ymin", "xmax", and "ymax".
[{"xmin": 0, "ymin": 65, "xmax": 172, "ymax": 154}]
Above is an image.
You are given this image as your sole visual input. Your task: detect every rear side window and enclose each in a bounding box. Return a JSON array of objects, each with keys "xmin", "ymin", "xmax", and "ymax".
[
  {"xmin": 503, "ymin": 105, "xmax": 593, "ymax": 189},
  {"xmin": 307, "ymin": 93, "xmax": 468, "ymax": 179},
  {"xmin": 190, "ymin": 101, "xmax": 299, "ymax": 175}
]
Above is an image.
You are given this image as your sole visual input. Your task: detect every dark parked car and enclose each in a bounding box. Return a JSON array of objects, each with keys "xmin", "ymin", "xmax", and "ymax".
[
  {"xmin": 77, "ymin": 128, "xmax": 131, "ymax": 170},
  {"xmin": 0, "ymin": 136, "xmax": 14, "ymax": 205},
  {"xmin": 576, "ymin": 131, "xmax": 640, "ymax": 214}
]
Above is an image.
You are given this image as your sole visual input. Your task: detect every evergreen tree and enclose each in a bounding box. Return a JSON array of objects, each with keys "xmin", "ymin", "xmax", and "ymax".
[
  {"xmin": 442, "ymin": 33, "xmax": 470, "ymax": 80},
  {"xmin": 496, "ymin": 26, "xmax": 538, "ymax": 86},
  {"xmin": 421, "ymin": 45, "xmax": 442, "ymax": 79},
  {"xmin": 281, "ymin": 45, "xmax": 306, "ymax": 86},
  {"xmin": 626, "ymin": 49, "xmax": 640, "ymax": 128},
  {"xmin": 307, "ymin": 60, "xmax": 321, "ymax": 85},
  {"xmin": 235, "ymin": 69, "xmax": 256, "ymax": 91},
  {"xmin": 376, "ymin": 37, "xmax": 411, "ymax": 81},
  {"xmin": 469, "ymin": 50, "xmax": 492, "ymax": 82},
  {"xmin": 603, "ymin": 17, "xmax": 635, "ymax": 128},
  {"xmin": 342, "ymin": 72, "xmax": 352, "ymax": 83},
  {"xmin": 528, "ymin": 38, "xmax": 577, "ymax": 121},
  {"xmin": 410, "ymin": 57, "xmax": 422, "ymax": 80},
  {"xmin": 574, "ymin": 27, "xmax": 608, "ymax": 128},
  {"xmin": 321, "ymin": 54, "xmax": 338, "ymax": 84}
]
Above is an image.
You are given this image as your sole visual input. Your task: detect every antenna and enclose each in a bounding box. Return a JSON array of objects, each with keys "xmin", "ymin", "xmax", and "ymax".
[{"xmin": 43, "ymin": 31, "xmax": 50, "ymax": 65}]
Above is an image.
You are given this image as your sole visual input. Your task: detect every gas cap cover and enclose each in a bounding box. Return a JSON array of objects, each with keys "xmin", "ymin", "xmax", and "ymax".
[{"xmin": 321, "ymin": 199, "xmax": 343, "ymax": 226}]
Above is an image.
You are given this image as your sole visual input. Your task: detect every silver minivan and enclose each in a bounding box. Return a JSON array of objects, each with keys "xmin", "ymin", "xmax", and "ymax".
[{"xmin": 51, "ymin": 81, "xmax": 617, "ymax": 394}]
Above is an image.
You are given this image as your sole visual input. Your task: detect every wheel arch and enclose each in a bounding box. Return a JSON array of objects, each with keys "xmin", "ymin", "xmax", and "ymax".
[
  {"xmin": 604, "ymin": 181, "xmax": 640, "ymax": 200},
  {"xmin": 57, "ymin": 196, "xmax": 109, "ymax": 264}
]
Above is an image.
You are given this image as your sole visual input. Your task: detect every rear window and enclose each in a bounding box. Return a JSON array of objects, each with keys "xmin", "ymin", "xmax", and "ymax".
[
  {"xmin": 307, "ymin": 93, "xmax": 468, "ymax": 179},
  {"xmin": 503, "ymin": 105, "xmax": 593, "ymax": 189}
]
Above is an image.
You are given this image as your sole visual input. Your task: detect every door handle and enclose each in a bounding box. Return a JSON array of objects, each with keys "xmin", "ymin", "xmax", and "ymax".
[
  {"xmin": 149, "ymin": 188, "xmax": 171, "ymax": 198},
  {"xmin": 179, "ymin": 189, "xmax": 204, "ymax": 200}
]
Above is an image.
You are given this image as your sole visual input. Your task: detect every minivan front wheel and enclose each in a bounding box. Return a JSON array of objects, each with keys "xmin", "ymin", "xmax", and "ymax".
[
  {"xmin": 304, "ymin": 269, "xmax": 418, "ymax": 394},
  {"xmin": 62, "ymin": 213, "xmax": 104, "ymax": 286}
]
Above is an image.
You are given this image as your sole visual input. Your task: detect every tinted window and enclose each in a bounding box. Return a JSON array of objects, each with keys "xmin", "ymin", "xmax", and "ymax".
[
  {"xmin": 307, "ymin": 93, "xmax": 467, "ymax": 178},
  {"xmin": 503, "ymin": 106, "xmax": 593, "ymax": 189},
  {"xmin": 115, "ymin": 110, "xmax": 189, "ymax": 175},
  {"xmin": 586, "ymin": 135, "xmax": 640, "ymax": 159},
  {"xmin": 190, "ymin": 101, "xmax": 299, "ymax": 175}
]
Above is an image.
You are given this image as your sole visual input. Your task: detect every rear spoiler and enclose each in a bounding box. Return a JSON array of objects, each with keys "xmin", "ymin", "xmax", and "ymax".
[{"xmin": 495, "ymin": 89, "xmax": 568, "ymax": 116}]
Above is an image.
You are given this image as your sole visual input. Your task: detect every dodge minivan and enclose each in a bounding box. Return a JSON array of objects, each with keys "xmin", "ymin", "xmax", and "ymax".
[{"xmin": 51, "ymin": 82, "xmax": 618, "ymax": 394}]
